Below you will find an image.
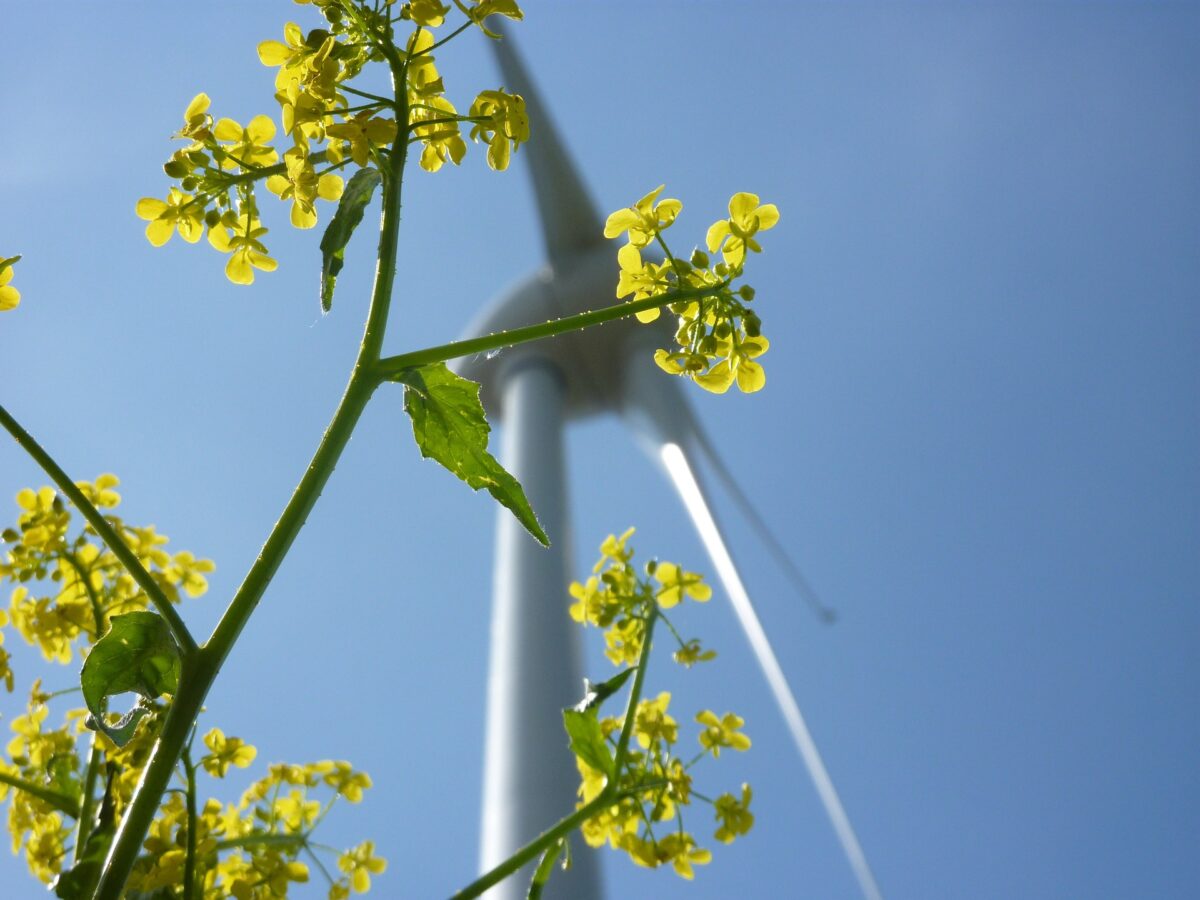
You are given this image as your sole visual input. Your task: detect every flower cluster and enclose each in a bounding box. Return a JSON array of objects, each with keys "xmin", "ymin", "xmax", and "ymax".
[
  {"xmin": 565, "ymin": 529, "xmax": 753, "ymax": 881},
  {"xmin": 0, "ymin": 476, "xmax": 212, "ymax": 673},
  {"xmin": 605, "ymin": 187, "xmax": 779, "ymax": 394},
  {"xmin": 0, "ymin": 255, "xmax": 20, "ymax": 312},
  {"xmin": 136, "ymin": 0, "xmax": 528, "ymax": 285},
  {"xmin": 0, "ymin": 479, "xmax": 382, "ymax": 896}
]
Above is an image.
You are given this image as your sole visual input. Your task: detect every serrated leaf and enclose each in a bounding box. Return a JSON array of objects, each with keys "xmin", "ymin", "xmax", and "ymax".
[
  {"xmin": 573, "ymin": 667, "xmax": 635, "ymax": 714},
  {"xmin": 80, "ymin": 611, "xmax": 180, "ymax": 747},
  {"xmin": 319, "ymin": 167, "xmax": 381, "ymax": 312},
  {"xmin": 562, "ymin": 708, "xmax": 613, "ymax": 777},
  {"xmin": 395, "ymin": 363, "xmax": 548, "ymax": 545}
]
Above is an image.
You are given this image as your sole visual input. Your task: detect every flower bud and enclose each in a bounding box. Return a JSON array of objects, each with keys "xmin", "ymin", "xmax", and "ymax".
[
  {"xmin": 690, "ymin": 249, "xmax": 710, "ymax": 268},
  {"xmin": 737, "ymin": 285, "xmax": 756, "ymax": 302}
]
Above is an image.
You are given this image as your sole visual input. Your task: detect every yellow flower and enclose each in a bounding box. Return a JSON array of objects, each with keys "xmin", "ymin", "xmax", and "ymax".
[
  {"xmin": 468, "ymin": 89, "xmax": 529, "ymax": 171},
  {"xmin": 208, "ymin": 212, "xmax": 278, "ymax": 285},
  {"xmin": 705, "ymin": 192, "xmax": 779, "ymax": 265},
  {"xmin": 136, "ymin": 188, "xmax": 205, "ymax": 247},
  {"xmin": 176, "ymin": 92, "xmax": 213, "ymax": 141},
  {"xmin": 405, "ymin": 0, "xmax": 452, "ymax": 26},
  {"xmin": 214, "ymin": 115, "xmax": 279, "ymax": 170},
  {"xmin": 594, "ymin": 527, "xmax": 636, "ymax": 572},
  {"xmin": 0, "ymin": 256, "xmax": 20, "ymax": 312},
  {"xmin": 634, "ymin": 691, "xmax": 677, "ymax": 749},
  {"xmin": 673, "ymin": 638, "xmax": 716, "ymax": 667},
  {"xmin": 658, "ymin": 832, "xmax": 712, "ymax": 880},
  {"xmin": 201, "ymin": 728, "xmax": 257, "ymax": 777},
  {"xmin": 267, "ymin": 149, "xmax": 344, "ymax": 229},
  {"xmin": 713, "ymin": 783, "xmax": 754, "ymax": 843},
  {"xmin": 163, "ymin": 550, "xmax": 215, "ymax": 598},
  {"xmin": 696, "ymin": 710, "xmax": 751, "ymax": 758},
  {"xmin": 317, "ymin": 759, "xmax": 372, "ymax": 802},
  {"xmin": 338, "ymin": 840, "xmax": 387, "ymax": 893},
  {"xmin": 653, "ymin": 561, "xmax": 711, "ymax": 608},
  {"xmin": 604, "ymin": 185, "xmax": 682, "ymax": 248},
  {"xmin": 327, "ymin": 112, "xmax": 398, "ymax": 167}
]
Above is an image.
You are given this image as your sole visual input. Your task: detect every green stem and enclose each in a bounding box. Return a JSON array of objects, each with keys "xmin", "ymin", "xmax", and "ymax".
[
  {"xmin": 451, "ymin": 794, "xmax": 610, "ymax": 900},
  {"xmin": 456, "ymin": 611, "xmax": 659, "ymax": 899},
  {"xmin": 373, "ymin": 285, "xmax": 722, "ymax": 380},
  {"xmin": 613, "ymin": 608, "xmax": 657, "ymax": 776},
  {"xmin": 214, "ymin": 832, "xmax": 309, "ymax": 853},
  {"xmin": 182, "ymin": 748, "xmax": 198, "ymax": 900},
  {"xmin": 0, "ymin": 770, "xmax": 81, "ymax": 818},
  {"xmin": 73, "ymin": 733, "xmax": 104, "ymax": 861},
  {"xmin": 90, "ymin": 60, "xmax": 412, "ymax": 900},
  {"xmin": 0, "ymin": 404, "xmax": 196, "ymax": 656}
]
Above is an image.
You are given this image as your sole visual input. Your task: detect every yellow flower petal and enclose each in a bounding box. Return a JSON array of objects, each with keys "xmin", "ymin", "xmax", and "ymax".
[
  {"xmin": 0, "ymin": 285, "xmax": 18, "ymax": 311},
  {"xmin": 247, "ymin": 114, "xmax": 276, "ymax": 143},
  {"xmin": 735, "ymin": 358, "xmax": 766, "ymax": 393},
  {"xmin": 317, "ymin": 173, "xmax": 344, "ymax": 201},
  {"xmin": 214, "ymin": 117, "xmax": 243, "ymax": 141},
  {"xmin": 756, "ymin": 203, "xmax": 780, "ymax": 230},
  {"xmin": 135, "ymin": 198, "xmax": 167, "ymax": 221},
  {"xmin": 257, "ymin": 40, "xmax": 292, "ymax": 66},
  {"xmin": 705, "ymin": 220, "xmax": 730, "ymax": 253},
  {"xmin": 184, "ymin": 93, "xmax": 210, "ymax": 122},
  {"xmin": 728, "ymin": 191, "xmax": 760, "ymax": 221},
  {"xmin": 225, "ymin": 252, "xmax": 254, "ymax": 285},
  {"xmin": 145, "ymin": 218, "xmax": 174, "ymax": 247}
]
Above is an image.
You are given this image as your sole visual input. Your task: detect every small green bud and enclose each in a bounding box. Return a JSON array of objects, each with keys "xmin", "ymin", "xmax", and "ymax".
[
  {"xmin": 204, "ymin": 210, "xmax": 221, "ymax": 228},
  {"xmin": 738, "ymin": 285, "xmax": 756, "ymax": 302},
  {"xmin": 744, "ymin": 313, "xmax": 762, "ymax": 338},
  {"xmin": 181, "ymin": 177, "xmax": 198, "ymax": 192},
  {"xmin": 714, "ymin": 321, "xmax": 732, "ymax": 339},
  {"xmin": 699, "ymin": 335, "xmax": 718, "ymax": 355},
  {"xmin": 690, "ymin": 249, "xmax": 710, "ymax": 268},
  {"xmin": 645, "ymin": 560, "xmax": 658, "ymax": 576}
]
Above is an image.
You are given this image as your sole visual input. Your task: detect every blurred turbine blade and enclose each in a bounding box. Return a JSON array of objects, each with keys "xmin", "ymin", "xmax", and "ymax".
[
  {"xmin": 489, "ymin": 22, "xmax": 603, "ymax": 264},
  {"xmin": 687, "ymin": 414, "xmax": 836, "ymax": 623},
  {"xmin": 659, "ymin": 443, "xmax": 882, "ymax": 900},
  {"xmin": 619, "ymin": 355, "xmax": 881, "ymax": 900}
]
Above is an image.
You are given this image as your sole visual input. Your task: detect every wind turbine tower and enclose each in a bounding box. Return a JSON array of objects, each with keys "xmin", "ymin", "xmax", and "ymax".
[{"xmin": 455, "ymin": 27, "xmax": 881, "ymax": 900}]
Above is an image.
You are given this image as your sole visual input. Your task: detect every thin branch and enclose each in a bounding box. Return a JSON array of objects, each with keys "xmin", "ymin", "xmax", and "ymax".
[{"xmin": 0, "ymin": 404, "xmax": 197, "ymax": 655}]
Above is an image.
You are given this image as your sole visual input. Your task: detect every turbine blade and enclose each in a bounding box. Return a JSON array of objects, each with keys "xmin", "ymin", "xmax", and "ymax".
[
  {"xmin": 658, "ymin": 443, "xmax": 882, "ymax": 900},
  {"xmin": 618, "ymin": 355, "xmax": 881, "ymax": 900},
  {"xmin": 687, "ymin": 414, "xmax": 836, "ymax": 623},
  {"xmin": 489, "ymin": 23, "xmax": 604, "ymax": 264}
]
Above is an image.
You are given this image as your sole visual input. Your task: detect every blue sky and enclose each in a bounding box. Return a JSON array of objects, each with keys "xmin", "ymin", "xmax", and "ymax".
[{"xmin": 1, "ymin": 2, "xmax": 1198, "ymax": 897}]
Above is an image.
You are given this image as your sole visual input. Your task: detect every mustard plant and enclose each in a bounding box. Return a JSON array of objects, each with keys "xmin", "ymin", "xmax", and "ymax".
[{"xmin": 0, "ymin": 1, "xmax": 778, "ymax": 896}]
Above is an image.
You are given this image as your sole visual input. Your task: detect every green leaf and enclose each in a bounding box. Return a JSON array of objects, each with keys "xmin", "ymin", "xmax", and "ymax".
[
  {"xmin": 53, "ymin": 772, "xmax": 116, "ymax": 899},
  {"xmin": 573, "ymin": 668, "xmax": 635, "ymax": 714},
  {"xmin": 81, "ymin": 611, "xmax": 180, "ymax": 747},
  {"xmin": 562, "ymin": 708, "xmax": 613, "ymax": 777},
  {"xmin": 527, "ymin": 836, "xmax": 570, "ymax": 900},
  {"xmin": 319, "ymin": 167, "xmax": 382, "ymax": 312},
  {"xmin": 395, "ymin": 363, "xmax": 548, "ymax": 545}
]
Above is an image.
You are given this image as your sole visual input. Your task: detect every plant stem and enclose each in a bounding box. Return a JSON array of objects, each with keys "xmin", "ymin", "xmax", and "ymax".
[
  {"xmin": 0, "ymin": 404, "xmax": 196, "ymax": 656},
  {"xmin": 451, "ymin": 794, "xmax": 610, "ymax": 900},
  {"xmin": 0, "ymin": 770, "xmax": 82, "ymax": 818},
  {"xmin": 613, "ymin": 608, "xmax": 657, "ymax": 776},
  {"xmin": 454, "ymin": 610, "xmax": 659, "ymax": 899},
  {"xmin": 90, "ymin": 61, "xmax": 412, "ymax": 900},
  {"xmin": 373, "ymin": 285, "xmax": 722, "ymax": 380},
  {"xmin": 73, "ymin": 736, "xmax": 104, "ymax": 861},
  {"xmin": 182, "ymin": 748, "xmax": 198, "ymax": 900}
]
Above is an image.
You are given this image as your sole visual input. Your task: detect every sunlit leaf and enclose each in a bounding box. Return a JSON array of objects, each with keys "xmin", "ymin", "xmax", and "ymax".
[{"xmin": 394, "ymin": 363, "xmax": 547, "ymax": 545}]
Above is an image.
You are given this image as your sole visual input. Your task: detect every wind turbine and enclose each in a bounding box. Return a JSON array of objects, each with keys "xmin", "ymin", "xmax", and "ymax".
[{"xmin": 454, "ymin": 26, "xmax": 881, "ymax": 900}]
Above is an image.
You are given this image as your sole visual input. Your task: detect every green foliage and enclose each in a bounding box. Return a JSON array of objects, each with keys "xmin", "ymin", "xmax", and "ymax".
[
  {"xmin": 81, "ymin": 612, "xmax": 180, "ymax": 747},
  {"xmin": 394, "ymin": 363, "xmax": 548, "ymax": 545},
  {"xmin": 319, "ymin": 166, "xmax": 382, "ymax": 312},
  {"xmin": 2, "ymin": 1, "xmax": 781, "ymax": 896}
]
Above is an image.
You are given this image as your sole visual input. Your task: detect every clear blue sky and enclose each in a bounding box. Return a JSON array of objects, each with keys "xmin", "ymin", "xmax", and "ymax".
[{"xmin": 2, "ymin": 2, "xmax": 1198, "ymax": 897}]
